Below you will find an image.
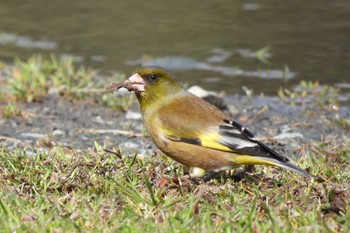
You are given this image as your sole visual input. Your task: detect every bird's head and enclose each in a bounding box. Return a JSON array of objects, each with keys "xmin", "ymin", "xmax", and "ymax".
[{"xmin": 124, "ymin": 66, "xmax": 183, "ymax": 109}]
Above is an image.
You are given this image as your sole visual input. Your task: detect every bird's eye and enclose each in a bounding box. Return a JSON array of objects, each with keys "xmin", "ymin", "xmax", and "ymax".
[{"xmin": 148, "ymin": 74, "xmax": 158, "ymax": 82}]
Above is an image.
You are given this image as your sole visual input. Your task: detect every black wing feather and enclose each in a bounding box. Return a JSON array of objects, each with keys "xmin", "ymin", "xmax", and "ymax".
[{"xmin": 220, "ymin": 119, "xmax": 289, "ymax": 162}]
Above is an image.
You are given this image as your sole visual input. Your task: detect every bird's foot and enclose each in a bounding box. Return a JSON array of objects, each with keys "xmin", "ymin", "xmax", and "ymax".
[
  {"xmin": 203, "ymin": 171, "xmax": 221, "ymax": 182},
  {"xmin": 232, "ymin": 165, "xmax": 255, "ymax": 182}
]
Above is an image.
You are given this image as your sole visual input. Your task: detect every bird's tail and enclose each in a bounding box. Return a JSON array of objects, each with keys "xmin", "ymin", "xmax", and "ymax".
[
  {"xmin": 233, "ymin": 155, "xmax": 318, "ymax": 179},
  {"xmin": 266, "ymin": 157, "xmax": 318, "ymax": 179}
]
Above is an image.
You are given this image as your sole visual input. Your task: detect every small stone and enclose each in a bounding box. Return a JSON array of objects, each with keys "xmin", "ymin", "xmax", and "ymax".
[
  {"xmin": 136, "ymin": 154, "xmax": 145, "ymax": 160},
  {"xmin": 188, "ymin": 86, "xmax": 218, "ymax": 98},
  {"xmin": 10, "ymin": 120, "xmax": 18, "ymax": 127},
  {"xmin": 164, "ymin": 166, "xmax": 173, "ymax": 173},
  {"xmin": 52, "ymin": 129, "xmax": 65, "ymax": 136},
  {"xmin": 48, "ymin": 87, "xmax": 61, "ymax": 97},
  {"xmin": 122, "ymin": 142, "xmax": 139, "ymax": 149},
  {"xmin": 22, "ymin": 150, "xmax": 37, "ymax": 157},
  {"xmin": 125, "ymin": 111, "xmax": 142, "ymax": 120},
  {"xmin": 94, "ymin": 116, "xmax": 105, "ymax": 124},
  {"xmin": 228, "ymin": 105, "xmax": 239, "ymax": 114}
]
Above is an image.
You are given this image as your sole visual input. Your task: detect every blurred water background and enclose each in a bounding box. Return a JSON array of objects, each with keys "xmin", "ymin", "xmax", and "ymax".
[{"xmin": 0, "ymin": 0, "xmax": 349, "ymax": 95}]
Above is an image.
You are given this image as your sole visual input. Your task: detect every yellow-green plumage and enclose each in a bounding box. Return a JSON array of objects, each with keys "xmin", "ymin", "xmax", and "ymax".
[{"xmin": 124, "ymin": 66, "xmax": 316, "ymax": 178}]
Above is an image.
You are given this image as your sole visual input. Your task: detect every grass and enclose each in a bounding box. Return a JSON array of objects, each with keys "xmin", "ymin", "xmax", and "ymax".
[
  {"xmin": 6, "ymin": 55, "xmax": 95, "ymax": 102},
  {"xmin": 2, "ymin": 55, "xmax": 131, "ymax": 111},
  {"xmin": 255, "ymin": 46, "xmax": 271, "ymax": 64},
  {"xmin": 0, "ymin": 103, "xmax": 22, "ymax": 118},
  {"xmin": 278, "ymin": 80, "xmax": 340, "ymax": 108},
  {"xmin": 0, "ymin": 55, "xmax": 349, "ymax": 232},
  {"xmin": 0, "ymin": 140, "xmax": 349, "ymax": 232}
]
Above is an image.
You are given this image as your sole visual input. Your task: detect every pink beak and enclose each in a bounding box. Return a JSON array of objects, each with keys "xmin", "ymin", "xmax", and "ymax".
[{"xmin": 126, "ymin": 73, "xmax": 146, "ymax": 92}]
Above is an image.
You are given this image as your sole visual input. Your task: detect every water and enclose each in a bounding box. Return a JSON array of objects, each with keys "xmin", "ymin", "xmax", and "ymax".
[{"xmin": 0, "ymin": 0, "xmax": 349, "ymax": 96}]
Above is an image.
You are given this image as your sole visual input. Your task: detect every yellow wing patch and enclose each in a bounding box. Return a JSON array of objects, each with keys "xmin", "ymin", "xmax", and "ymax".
[
  {"xmin": 198, "ymin": 132, "xmax": 233, "ymax": 152},
  {"xmin": 163, "ymin": 129, "xmax": 233, "ymax": 152},
  {"xmin": 200, "ymin": 133, "xmax": 282, "ymax": 166}
]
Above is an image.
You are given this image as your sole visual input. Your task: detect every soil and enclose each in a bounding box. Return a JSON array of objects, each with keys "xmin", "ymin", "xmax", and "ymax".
[{"xmin": 1, "ymin": 89, "xmax": 348, "ymax": 159}]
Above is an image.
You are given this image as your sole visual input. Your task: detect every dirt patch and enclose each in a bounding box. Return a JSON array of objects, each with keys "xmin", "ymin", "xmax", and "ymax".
[{"xmin": 1, "ymin": 91, "xmax": 349, "ymax": 159}]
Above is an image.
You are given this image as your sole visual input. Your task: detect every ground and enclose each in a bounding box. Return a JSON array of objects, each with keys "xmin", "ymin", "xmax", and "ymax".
[{"xmin": 0, "ymin": 56, "xmax": 349, "ymax": 232}]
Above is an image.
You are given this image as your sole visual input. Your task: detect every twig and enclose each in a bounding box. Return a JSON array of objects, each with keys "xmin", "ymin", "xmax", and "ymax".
[
  {"xmin": 68, "ymin": 88, "xmax": 109, "ymax": 94},
  {"xmin": 103, "ymin": 148, "xmax": 122, "ymax": 159},
  {"xmin": 0, "ymin": 135, "xmax": 28, "ymax": 147},
  {"xmin": 49, "ymin": 85, "xmax": 109, "ymax": 94},
  {"xmin": 21, "ymin": 111, "xmax": 55, "ymax": 119},
  {"xmin": 84, "ymin": 129, "xmax": 143, "ymax": 137}
]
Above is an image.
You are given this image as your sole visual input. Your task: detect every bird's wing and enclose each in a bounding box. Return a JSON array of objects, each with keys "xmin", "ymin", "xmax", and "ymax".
[
  {"xmin": 212, "ymin": 119, "xmax": 289, "ymax": 162},
  {"xmin": 158, "ymin": 93, "xmax": 289, "ymax": 163}
]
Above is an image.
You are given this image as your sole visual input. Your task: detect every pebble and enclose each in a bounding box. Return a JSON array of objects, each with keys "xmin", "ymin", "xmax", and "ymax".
[
  {"xmin": 187, "ymin": 85, "xmax": 218, "ymax": 98},
  {"xmin": 121, "ymin": 141, "xmax": 139, "ymax": 149},
  {"xmin": 125, "ymin": 111, "xmax": 142, "ymax": 120},
  {"xmin": 227, "ymin": 105, "xmax": 240, "ymax": 115},
  {"xmin": 94, "ymin": 116, "xmax": 105, "ymax": 124},
  {"xmin": 10, "ymin": 120, "xmax": 18, "ymax": 127},
  {"xmin": 20, "ymin": 133, "xmax": 46, "ymax": 139},
  {"xmin": 52, "ymin": 129, "xmax": 65, "ymax": 136},
  {"xmin": 81, "ymin": 135, "xmax": 89, "ymax": 140},
  {"xmin": 22, "ymin": 150, "xmax": 37, "ymax": 157}
]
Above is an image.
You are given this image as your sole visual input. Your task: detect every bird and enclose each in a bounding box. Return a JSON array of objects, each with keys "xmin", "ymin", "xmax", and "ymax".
[{"xmin": 109, "ymin": 66, "xmax": 317, "ymax": 179}]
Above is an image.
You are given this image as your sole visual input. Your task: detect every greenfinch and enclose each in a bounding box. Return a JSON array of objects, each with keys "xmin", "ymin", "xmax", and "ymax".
[{"xmin": 110, "ymin": 66, "xmax": 316, "ymax": 179}]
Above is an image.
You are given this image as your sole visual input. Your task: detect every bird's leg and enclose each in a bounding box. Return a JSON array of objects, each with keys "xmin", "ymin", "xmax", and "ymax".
[
  {"xmin": 202, "ymin": 171, "xmax": 220, "ymax": 182},
  {"xmin": 232, "ymin": 165, "xmax": 255, "ymax": 181},
  {"xmin": 244, "ymin": 165, "xmax": 255, "ymax": 173}
]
